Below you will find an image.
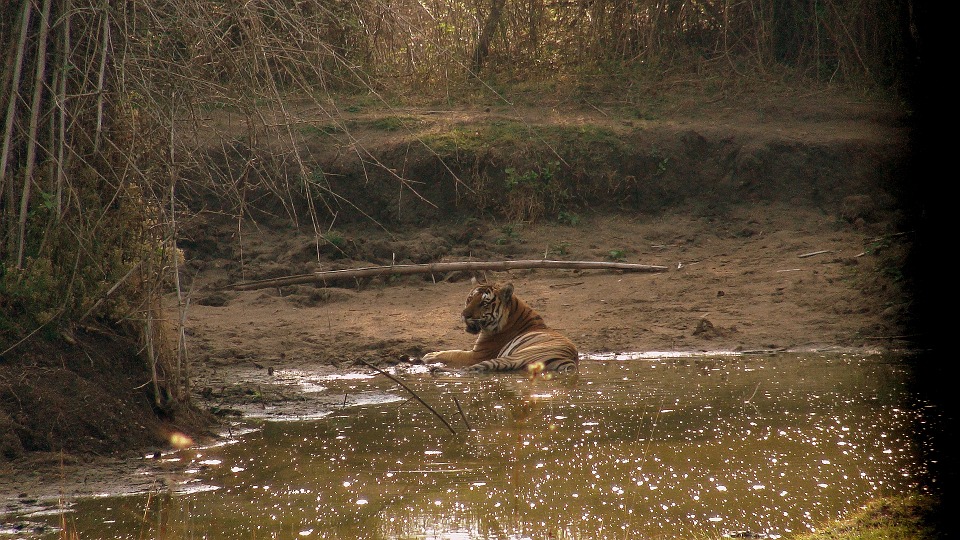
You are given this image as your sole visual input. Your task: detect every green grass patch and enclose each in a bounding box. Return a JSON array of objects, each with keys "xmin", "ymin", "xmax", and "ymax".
[
  {"xmin": 793, "ymin": 495, "xmax": 938, "ymax": 540},
  {"xmin": 367, "ymin": 115, "xmax": 418, "ymax": 131},
  {"xmin": 607, "ymin": 249, "xmax": 627, "ymax": 261},
  {"xmin": 300, "ymin": 122, "xmax": 350, "ymax": 136}
]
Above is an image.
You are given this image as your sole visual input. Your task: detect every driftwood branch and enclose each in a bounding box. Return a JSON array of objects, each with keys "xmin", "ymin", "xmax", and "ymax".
[{"xmin": 226, "ymin": 259, "xmax": 669, "ymax": 291}]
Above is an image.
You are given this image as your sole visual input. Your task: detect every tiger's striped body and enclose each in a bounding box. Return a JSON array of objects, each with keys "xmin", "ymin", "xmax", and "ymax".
[{"xmin": 422, "ymin": 282, "xmax": 579, "ymax": 373}]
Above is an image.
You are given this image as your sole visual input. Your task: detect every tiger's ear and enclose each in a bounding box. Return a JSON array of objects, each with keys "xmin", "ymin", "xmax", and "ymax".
[{"xmin": 498, "ymin": 282, "xmax": 514, "ymax": 302}]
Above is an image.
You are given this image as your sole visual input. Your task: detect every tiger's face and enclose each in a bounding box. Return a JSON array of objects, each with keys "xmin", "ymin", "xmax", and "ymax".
[{"xmin": 461, "ymin": 282, "xmax": 514, "ymax": 334}]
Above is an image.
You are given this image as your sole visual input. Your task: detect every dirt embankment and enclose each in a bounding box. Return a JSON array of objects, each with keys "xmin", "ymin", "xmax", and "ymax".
[{"xmin": 173, "ymin": 93, "xmax": 917, "ymax": 413}]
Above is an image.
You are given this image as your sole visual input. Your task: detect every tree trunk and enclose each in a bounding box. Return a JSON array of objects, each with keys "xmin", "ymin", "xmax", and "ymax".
[{"xmin": 472, "ymin": 0, "xmax": 507, "ymax": 74}]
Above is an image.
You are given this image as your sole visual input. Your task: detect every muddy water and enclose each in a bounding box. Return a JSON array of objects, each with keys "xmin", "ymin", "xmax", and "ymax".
[{"xmin": 32, "ymin": 352, "xmax": 934, "ymax": 539}]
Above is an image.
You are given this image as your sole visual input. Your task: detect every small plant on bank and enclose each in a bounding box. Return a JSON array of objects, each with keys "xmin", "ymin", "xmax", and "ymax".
[
  {"xmin": 501, "ymin": 162, "xmax": 569, "ymax": 223},
  {"xmin": 323, "ymin": 231, "xmax": 347, "ymax": 249},
  {"xmin": 549, "ymin": 241, "xmax": 570, "ymax": 256},
  {"xmin": 557, "ymin": 211, "xmax": 581, "ymax": 226},
  {"xmin": 495, "ymin": 224, "xmax": 522, "ymax": 245},
  {"xmin": 607, "ymin": 249, "xmax": 627, "ymax": 261},
  {"xmin": 370, "ymin": 116, "xmax": 408, "ymax": 131},
  {"xmin": 300, "ymin": 123, "xmax": 348, "ymax": 137},
  {"xmin": 650, "ymin": 145, "xmax": 670, "ymax": 176},
  {"xmin": 863, "ymin": 237, "xmax": 891, "ymax": 255}
]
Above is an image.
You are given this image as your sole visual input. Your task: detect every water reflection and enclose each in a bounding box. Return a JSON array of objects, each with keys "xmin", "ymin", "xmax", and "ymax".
[{"xmin": 27, "ymin": 352, "xmax": 934, "ymax": 539}]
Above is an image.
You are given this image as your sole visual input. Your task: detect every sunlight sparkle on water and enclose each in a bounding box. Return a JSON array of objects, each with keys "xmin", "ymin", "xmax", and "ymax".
[
  {"xmin": 29, "ymin": 352, "xmax": 933, "ymax": 540},
  {"xmin": 320, "ymin": 372, "xmax": 376, "ymax": 380}
]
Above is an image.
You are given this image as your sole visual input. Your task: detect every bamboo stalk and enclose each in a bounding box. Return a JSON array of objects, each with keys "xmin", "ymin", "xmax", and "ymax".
[
  {"xmin": 16, "ymin": 0, "xmax": 54, "ymax": 269},
  {"xmin": 226, "ymin": 259, "xmax": 669, "ymax": 291},
  {"xmin": 1, "ymin": 0, "xmax": 32, "ymax": 255},
  {"xmin": 175, "ymin": 275, "xmax": 196, "ymax": 402},
  {"xmin": 169, "ymin": 108, "xmax": 190, "ymax": 401},
  {"xmin": 93, "ymin": 3, "xmax": 110, "ymax": 151},
  {"xmin": 145, "ymin": 307, "xmax": 162, "ymax": 408},
  {"xmin": 0, "ymin": 27, "xmax": 17, "ymax": 126},
  {"xmin": 55, "ymin": 0, "xmax": 71, "ymax": 217},
  {"xmin": 47, "ymin": 66, "xmax": 58, "ymax": 200}
]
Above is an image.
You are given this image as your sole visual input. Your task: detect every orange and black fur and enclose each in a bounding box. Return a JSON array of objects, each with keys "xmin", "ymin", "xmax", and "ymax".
[{"xmin": 422, "ymin": 281, "xmax": 579, "ymax": 373}]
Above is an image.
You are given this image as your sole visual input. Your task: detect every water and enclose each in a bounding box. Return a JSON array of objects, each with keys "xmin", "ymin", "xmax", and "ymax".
[{"xmin": 22, "ymin": 351, "xmax": 937, "ymax": 539}]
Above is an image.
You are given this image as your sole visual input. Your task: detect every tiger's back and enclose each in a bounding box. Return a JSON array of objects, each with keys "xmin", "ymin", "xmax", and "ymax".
[{"xmin": 421, "ymin": 281, "xmax": 579, "ymax": 373}]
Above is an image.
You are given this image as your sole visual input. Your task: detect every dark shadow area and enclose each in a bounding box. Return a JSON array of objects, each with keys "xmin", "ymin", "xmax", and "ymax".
[{"xmin": 901, "ymin": 3, "xmax": 953, "ymax": 537}]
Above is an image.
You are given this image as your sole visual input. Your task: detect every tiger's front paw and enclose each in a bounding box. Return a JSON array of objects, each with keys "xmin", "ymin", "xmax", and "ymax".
[{"xmin": 421, "ymin": 351, "xmax": 443, "ymax": 363}]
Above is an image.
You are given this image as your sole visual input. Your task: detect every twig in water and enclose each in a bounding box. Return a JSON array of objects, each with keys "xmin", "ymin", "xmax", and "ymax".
[
  {"xmin": 453, "ymin": 395, "xmax": 473, "ymax": 431},
  {"xmin": 359, "ymin": 359, "xmax": 456, "ymax": 435}
]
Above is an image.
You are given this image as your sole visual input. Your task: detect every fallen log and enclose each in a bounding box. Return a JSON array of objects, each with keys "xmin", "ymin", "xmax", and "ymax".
[{"xmin": 225, "ymin": 259, "xmax": 669, "ymax": 291}]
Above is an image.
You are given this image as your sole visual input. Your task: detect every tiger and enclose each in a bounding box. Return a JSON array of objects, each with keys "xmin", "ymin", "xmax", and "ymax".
[{"xmin": 421, "ymin": 280, "xmax": 579, "ymax": 374}]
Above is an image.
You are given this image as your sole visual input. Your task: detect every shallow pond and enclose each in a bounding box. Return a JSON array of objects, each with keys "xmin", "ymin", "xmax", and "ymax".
[{"xmin": 27, "ymin": 351, "xmax": 937, "ymax": 539}]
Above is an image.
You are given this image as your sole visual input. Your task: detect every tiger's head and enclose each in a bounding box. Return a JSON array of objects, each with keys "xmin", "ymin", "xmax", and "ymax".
[{"xmin": 461, "ymin": 281, "xmax": 514, "ymax": 335}]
